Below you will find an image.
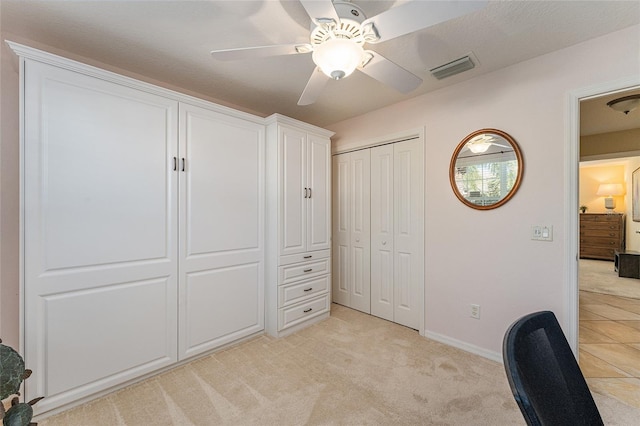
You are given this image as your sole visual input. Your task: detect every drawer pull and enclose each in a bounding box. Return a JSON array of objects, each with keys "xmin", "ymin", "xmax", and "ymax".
[
  {"xmin": 303, "ymin": 255, "xmax": 312, "ymax": 259},
  {"xmin": 303, "ymin": 287, "xmax": 313, "ymax": 292},
  {"xmin": 303, "ymin": 268, "xmax": 313, "ymax": 273},
  {"xmin": 303, "ymin": 308, "xmax": 313, "ymax": 313}
]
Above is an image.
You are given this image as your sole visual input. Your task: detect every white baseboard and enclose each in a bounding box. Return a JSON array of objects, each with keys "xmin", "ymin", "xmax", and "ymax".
[{"xmin": 424, "ymin": 330, "xmax": 503, "ymax": 364}]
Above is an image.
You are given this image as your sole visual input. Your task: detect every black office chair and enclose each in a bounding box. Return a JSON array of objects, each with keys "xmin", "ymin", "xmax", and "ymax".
[{"xmin": 502, "ymin": 311, "xmax": 603, "ymax": 426}]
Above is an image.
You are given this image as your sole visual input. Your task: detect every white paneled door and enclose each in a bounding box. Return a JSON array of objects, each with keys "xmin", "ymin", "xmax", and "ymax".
[
  {"xmin": 332, "ymin": 149, "xmax": 371, "ymax": 313},
  {"xmin": 307, "ymin": 134, "xmax": 332, "ymax": 252},
  {"xmin": 392, "ymin": 140, "xmax": 424, "ymax": 330},
  {"xmin": 23, "ymin": 61, "xmax": 179, "ymax": 411},
  {"xmin": 332, "ymin": 154, "xmax": 351, "ymax": 307},
  {"xmin": 178, "ymin": 103, "xmax": 264, "ymax": 359},
  {"xmin": 370, "ymin": 144, "xmax": 394, "ymax": 321},
  {"xmin": 279, "ymin": 127, "xmax": 331, "ymax": 257},
  {"xmin": 332, "ymin": 138, "xmax": 423, "ymax": 329},
  {"xmin": 279, "ymin": 126, "xmax": 307, "ymax": 256}
]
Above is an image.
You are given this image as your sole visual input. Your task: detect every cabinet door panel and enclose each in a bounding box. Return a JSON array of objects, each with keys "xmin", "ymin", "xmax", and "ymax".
[
  {"xmin": 393, "ymin": 140, "xmax": 424, "ymax": 330},
  {"xmin": 280, "ymin": 126, "xmax": 307, "ymax": 255},
  {"xmin": 182, "ymin": 263, "xmax": 261, "ymax": 358},
  {"xmin": 371, "ymin": 144, "xmax": 394, "ymax": 321},
  {"xmin": 23, "ymin": 61, "xmax": 178, "ymax": 411},
  {"xmin": 307, "ymin": 134, "xmax": 332, "ymax": 251},
  {"xmin": 179, "ymin": 103, "xmax": 265, "ymax": 359}
]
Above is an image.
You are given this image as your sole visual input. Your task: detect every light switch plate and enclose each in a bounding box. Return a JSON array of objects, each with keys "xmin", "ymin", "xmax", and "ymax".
[{"xmin": 531, "ymin": 225, "xmax": 553, "ymax": 241}]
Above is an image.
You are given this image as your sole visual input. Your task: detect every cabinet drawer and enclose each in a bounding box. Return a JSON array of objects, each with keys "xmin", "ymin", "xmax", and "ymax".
[
  {"xmin": 279, "ymin": 275, "xmax": 329, "ymax": 307},
  {"xmin": 580, "ymin": 237, "xmax": 622, "ymax": 248},
  {"xmin": 580, "ymin": 222, "xmax": 620, "ymax": 232},
  {"xmin": 278, "ymin": 258, "xmax": 330, "ymax": 285},
  {"xmin": 580, "ymin": 214, "xmax": 622, "ymax": 223},
  {"xmin": 580, "ymin": 246, "xmax": 617, "ymax": 260},
  {"xmin": 580, "ymin": 229, "xmax": 620, "ymax": 238},
  {"xmin": 278, "ymin": 294, "xmax": 330, "ymax": 331},
  {"xmin": 279, "ymin": 249, "xmax": 331, "ymax": 266}
]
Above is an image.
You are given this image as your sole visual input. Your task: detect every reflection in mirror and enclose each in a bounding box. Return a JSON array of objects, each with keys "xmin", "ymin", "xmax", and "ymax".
[{"xmin": 449, "ymin": 129, "xmax": 523, "ymax": 210}]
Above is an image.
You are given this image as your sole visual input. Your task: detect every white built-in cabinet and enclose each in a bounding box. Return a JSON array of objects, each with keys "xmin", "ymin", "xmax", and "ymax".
[
  {"xmin": 265, "ymin": 115, "xmax": 333, "ymax": 337},
  {"xmin": 13, "ymin": 42, "xmax": 265, "ymax": 415},
  {"xmin": 332, "ymin": 139, "xmax": 424, "ymax": 329}
]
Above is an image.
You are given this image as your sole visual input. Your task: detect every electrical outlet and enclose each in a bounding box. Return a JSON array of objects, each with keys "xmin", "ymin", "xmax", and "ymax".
[{"xmin": 470, "ymin": 304, "xmax": 480, "ymax": 319}]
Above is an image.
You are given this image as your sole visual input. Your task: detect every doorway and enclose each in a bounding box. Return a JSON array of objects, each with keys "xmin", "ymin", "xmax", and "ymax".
[{"xmin": 576, "ymin": 87, "xmax": 640, "ymax": 408}]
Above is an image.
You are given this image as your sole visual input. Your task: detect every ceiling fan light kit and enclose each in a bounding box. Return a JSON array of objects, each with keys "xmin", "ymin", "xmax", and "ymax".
[
  {"xmin": 606, "ymin": 94, "xmax": 640, "ymax": 115},
  {"xmin": 312, "ymin": 37, "xmax": 364, "ymax": 80},
  {"xmin": 210, "ymin": 0, "xmax": 488, "ymax": 105}
]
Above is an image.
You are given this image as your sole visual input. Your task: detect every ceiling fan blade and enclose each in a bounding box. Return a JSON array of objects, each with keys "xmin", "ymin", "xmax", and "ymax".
[
  {"xmin": 299, "ymin": 0, "xmax": 340, "ymax": 25},
  {"xmin": 211, "ymin": 44, "xmax": 311, "ymax": 61},
  {"xmin": 298, "ymin": 67, "xmax": 330, "ymax": 106},
  {"xmin": 363, "ymin": 0, "xmax": 487, "ymax": 44},
  {"xmin": 359, "ymin": 51, "xmax": 422, "ymax": 93}
]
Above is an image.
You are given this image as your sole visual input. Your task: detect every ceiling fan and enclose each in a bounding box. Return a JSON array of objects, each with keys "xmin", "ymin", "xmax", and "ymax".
[
  {"xmin": 210, "ymin": 0, "xmax": 487, "ymax": 106},
  {"xmin": 464, "ymin": 134, "xmax": 510, "ymax": 154}
]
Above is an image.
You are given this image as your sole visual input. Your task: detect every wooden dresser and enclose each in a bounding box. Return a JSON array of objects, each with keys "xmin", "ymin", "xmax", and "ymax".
[{"xmin": 579, "ymin": 213, "xmax": 625, "ymax": 260}]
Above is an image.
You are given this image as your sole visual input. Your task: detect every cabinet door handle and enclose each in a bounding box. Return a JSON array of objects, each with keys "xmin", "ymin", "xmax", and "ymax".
[
  {"xmin": 303, "ymin": 308, "xmax": 312, "ymax": 313},
  {"xmin": 304, "ymin": 188, "xmax": 308, "ymax": 198},
  {"xmin": 303, "ymin": 268, "xmax": 313, "ymax": 273},
  {"xmin": 308, "ymin": 188, "xmax": 312, "ymax": 198},
  {"xmin": 303, "ymin": 255, "xmax": 312, "ymax": 259},
  {"xmin": 303, "ymin": 287, "xmax": 313, "ymax": 292},
  {"xmin": 173, "ymin": 157, "xmax": 177, "ymax": 171},
  {"xmin": 181, "ymin": 158, "xmax": 186, "ymax": 172}
]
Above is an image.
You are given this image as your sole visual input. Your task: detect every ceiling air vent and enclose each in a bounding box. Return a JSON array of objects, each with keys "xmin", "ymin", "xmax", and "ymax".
[{"xmin": 430, "ymin": 55, "xmax": 475, "ymax": 80}]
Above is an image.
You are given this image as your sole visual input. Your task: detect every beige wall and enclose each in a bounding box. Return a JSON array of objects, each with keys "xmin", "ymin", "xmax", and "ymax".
[
  {"xmin": 328, "ymin": 25, "xmax": 640, "ymax": 356},
  {"xmin": 627, "ymin": 157, "xmax": 640, "ymax": 251},
  {"xmin": 0, "ymin": 38, "xmax": 20, "ymax": 348},
  {"xmin": 581, "ymin": 128, "xmax": 640, "ymax": 159},
  {"xmin": 579, "ymin": 163, "xmax": 627, "ymax": 214}
]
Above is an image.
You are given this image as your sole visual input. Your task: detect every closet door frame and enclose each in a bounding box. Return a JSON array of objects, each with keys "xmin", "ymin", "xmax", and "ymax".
[{"xmin": 331, "ymin": 128, "xmax": 425, "ymax": 336}]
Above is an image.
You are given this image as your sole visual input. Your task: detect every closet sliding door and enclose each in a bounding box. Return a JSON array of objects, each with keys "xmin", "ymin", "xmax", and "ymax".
[
  {"xmin": 332, "ymin": 150, "xmax": 370, "ymax": 313},
  {"xmin": 392, "ymin": 139, "xmax": 424, "ymax": 330},
  {"xmin": 370, "ymin": 144, "xmax": 394, "ymax": 321},
  {"xmin": 333, "ymin": 138, "xmax": 423, "ymax": 329}
]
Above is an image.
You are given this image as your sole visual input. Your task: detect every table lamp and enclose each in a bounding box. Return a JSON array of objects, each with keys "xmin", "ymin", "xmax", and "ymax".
[{"xmin": 596, "ymin": 183, "xmax": 624, "ymax": 213}]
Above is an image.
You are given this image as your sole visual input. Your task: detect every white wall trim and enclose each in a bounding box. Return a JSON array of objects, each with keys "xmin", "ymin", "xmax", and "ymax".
[
  {"xmin": 5, "ymin": 40, "xmax": 266, "ymax": 125},
  {"xmin": 331, "ymin": 127, "xmax": 424, "ymax": 155},
  {"xmin": 425, "ymin": 330, "xmax": 502, "ymax": 364},
  {"xmin": 565, "ymin": 76, "xmax": 640, "ymax": 354}
]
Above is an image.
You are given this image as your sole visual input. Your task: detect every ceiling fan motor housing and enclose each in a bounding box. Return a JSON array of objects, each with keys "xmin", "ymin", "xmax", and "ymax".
[{"xmin": 310, "ymin": 1, "xmax": 366, "ymax": 46}]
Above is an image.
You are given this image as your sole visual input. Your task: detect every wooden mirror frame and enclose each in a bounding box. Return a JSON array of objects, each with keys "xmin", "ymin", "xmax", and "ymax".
[{"xmin": 449, "ymin": 128, "xmax": 524, "ymax": 210}]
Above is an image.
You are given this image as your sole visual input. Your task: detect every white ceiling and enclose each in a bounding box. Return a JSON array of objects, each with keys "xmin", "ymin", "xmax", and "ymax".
[{"xmin": 1, "ymin": 1, "xmax": 639, "ymax": 128}]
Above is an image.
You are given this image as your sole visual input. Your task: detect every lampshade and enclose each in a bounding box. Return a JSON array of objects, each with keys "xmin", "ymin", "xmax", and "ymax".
[
  {"xmin": 312, "ymin": 38, "xmax": 364, "ymax": 80},
  {"xmin": 607, "ymin": 94, "xmax": 640, "ymax": 115},
  {"xmin": 596, "ymin": 183, "xmax": 624, "ymax": 197}
]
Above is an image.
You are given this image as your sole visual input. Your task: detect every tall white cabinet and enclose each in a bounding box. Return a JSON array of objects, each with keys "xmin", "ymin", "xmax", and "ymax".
[
  {"xmin": 265, "ymin": 114, "xmax": 333, "ymax": 337},
  {"xmin": 332, "ymin": 139, "xmax": 424, "ymax": 329},
  {"xmin": 12, "ymin": 43, "xmax": 265, "ymax": 415}
]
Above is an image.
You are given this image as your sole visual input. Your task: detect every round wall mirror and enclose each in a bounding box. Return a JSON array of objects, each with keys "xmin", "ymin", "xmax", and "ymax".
[{"xmin": 449, "ymin": 129, "xmax": 524, "ymax": 210}]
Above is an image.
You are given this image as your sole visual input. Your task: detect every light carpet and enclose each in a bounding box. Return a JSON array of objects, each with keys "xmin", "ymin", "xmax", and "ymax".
[
  {"xmin": 580, "ymin": 259, "xmax": 640, "ymax": 299},
  {"xmin": 38, "ymin": 304, "xmax": 639, "ymax": 425}
]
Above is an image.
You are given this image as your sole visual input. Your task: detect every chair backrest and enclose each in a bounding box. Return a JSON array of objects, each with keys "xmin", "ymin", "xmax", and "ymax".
[{"xmin": 502, "ymin": 311, "xmax": 603, "ymax": 426}]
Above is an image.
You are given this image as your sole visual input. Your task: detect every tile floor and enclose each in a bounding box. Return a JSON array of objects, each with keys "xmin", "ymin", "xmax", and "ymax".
[{"xmin": 579, "ymin": 290, "xmax": 640, "ymax": 408}]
